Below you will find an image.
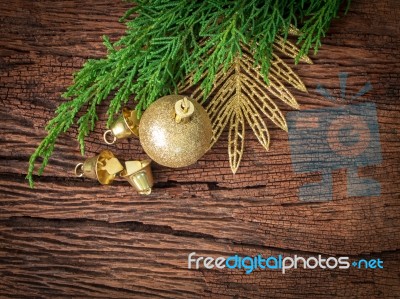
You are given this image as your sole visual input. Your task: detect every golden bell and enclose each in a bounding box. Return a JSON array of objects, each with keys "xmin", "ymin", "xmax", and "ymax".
[
  {"xmin": 74, "ymin": 150, "xmax": 123, "ymax": 185},
  {"xmin": 120, "ymin": 160, "xmax": 153, "ymax": 195},
  {"xmin": 103, "ymin": 108, "xmax": 140, "ymax": 144},
  {"xmin": 138, "ymin": 95, "xmax": 212, "ymax": 168}
]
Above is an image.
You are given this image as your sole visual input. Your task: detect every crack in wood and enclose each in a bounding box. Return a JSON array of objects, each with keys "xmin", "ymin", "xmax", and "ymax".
[{"xmin": 2, "ymin": 216, "xmax": 398, "ymax": 259}]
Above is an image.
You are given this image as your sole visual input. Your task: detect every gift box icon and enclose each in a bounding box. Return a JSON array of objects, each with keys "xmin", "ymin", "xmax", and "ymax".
[{"xmin": 287, "ymin": 102, "xmax": 382, "ymax": 201}]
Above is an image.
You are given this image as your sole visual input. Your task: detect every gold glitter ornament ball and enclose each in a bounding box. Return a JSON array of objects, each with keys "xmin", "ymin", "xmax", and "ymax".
[{"xmin": 139, "ymin": 95, "xmax": 212, "ymax": 168}]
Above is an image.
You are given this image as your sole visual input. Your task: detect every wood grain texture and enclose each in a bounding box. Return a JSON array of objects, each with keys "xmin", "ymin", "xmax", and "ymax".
[{"xmin": 0, "ymin": 0, "xmax": 399, "ymax": 298}]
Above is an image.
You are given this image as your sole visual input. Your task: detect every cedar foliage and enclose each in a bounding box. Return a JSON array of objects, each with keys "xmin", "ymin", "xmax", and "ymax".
[{"xmin": 27, "ymin": 0, "xmax": 350, "ymax": 186}]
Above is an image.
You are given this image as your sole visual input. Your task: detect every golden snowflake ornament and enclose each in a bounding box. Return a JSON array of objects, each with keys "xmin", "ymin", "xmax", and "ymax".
[{"xmin": 180, "ymin": 32, "xmax": 312, "ymax": 174}]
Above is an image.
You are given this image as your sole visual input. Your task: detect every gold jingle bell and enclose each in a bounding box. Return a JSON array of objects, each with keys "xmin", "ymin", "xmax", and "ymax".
[
  {"xmin": 120, "ymin": 160, "xmax": 154, "ymax": 195},
  {"xmin": 103, "ymin": 108, "xmax": 140, "ymax": 145},
  {"xmin": 139, "ymin": 95, "xmax": 212, "ymax": 168},
  {"xmin": 74, "ymin": 150, "xmax": 124, "ymax": 185}
]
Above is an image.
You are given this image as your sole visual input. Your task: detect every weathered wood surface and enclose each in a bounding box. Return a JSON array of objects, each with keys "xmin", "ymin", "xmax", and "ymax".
[{"xmin": 0, "ymin": 0, "xmax": 399, "ymax": 298}]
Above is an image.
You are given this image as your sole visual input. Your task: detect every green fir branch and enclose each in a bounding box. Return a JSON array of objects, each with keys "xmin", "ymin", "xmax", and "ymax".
[{"xmin": 27, "ymin": 0, "xmax": 350, "ymax": 187}]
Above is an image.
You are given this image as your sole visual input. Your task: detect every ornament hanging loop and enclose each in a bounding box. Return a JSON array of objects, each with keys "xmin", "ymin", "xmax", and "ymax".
[
  {"xmin": 103, "ymin": 130, "xmax": 117, "ymax": 145},
  {"xmin": 175, "ymin": 97, "xmax": 194, "ymax": 124},
  {"xmin": 74, "ymin": 163, "xmax": 84, "ymax": 177}
]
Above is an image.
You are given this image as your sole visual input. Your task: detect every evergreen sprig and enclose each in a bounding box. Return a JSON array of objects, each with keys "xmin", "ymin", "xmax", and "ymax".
[{"xmin": 27, "ymin": 0, "xmax": 349, "ymax": 186}]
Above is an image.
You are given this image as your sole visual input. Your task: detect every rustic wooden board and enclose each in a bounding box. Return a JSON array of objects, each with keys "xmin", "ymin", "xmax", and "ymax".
[{"xmin": 0, "ymin": 0, "xmax": 399, "ymax": 298}]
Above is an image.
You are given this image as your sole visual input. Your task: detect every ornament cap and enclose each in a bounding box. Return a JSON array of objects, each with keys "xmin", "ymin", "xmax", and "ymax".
[{"xmin": 175, "ymin": 97, "xmax": 195, "ymax": 123}]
